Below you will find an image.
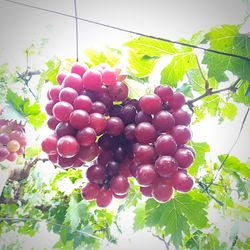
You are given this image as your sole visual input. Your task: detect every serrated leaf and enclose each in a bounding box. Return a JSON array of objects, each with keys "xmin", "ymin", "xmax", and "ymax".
[
  {"xmin": 127, "ymin": 51, "xmax": 157, "ymax": 77},
  {"xmin": 161, "ymin": 47, "xmax": 197, "ymax": 87},
  {"xmin": 177, "ymin": 83, "xmax": 194, "ymax": 98},
  {"xmin": 46, "ymin": 58, "xmax": 61, "ymax": 84},
  {"xmin": 188, "ymin": 141, "xmax": 210, "ymax": 175},
  {"xmin": 125, "ymin": 36, "xmax": 177, "ymax": 57},
  {"xmin": 64, "ymin": 196, "xmax": 88, "ymax": 232},
  {"xmin": 203, "ymin": 25, "xmax": 250, "ymax": 81},
  {"xmin": 145, "ymin": 193, "xmax": 208, "ymax": 247},
  {"xmin": 125, "ymin": 79, "xmax": 148, "ymax": 99},
  {"xmin": 133, "ymin": 204, "xmax": 145, "ymax": 231},
  {"xmin": 218, "ymin": 155, "xmax": 250, "ymax": 178},
  {"xmin": 220, "ymin": 102, "xmax": 237, "ymax": 121}
]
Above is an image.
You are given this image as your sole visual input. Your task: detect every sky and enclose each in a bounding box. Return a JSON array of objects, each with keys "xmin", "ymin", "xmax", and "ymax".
[{"xmin": 0, "ymin": 0, "xmax": 250, "ymax": 249}]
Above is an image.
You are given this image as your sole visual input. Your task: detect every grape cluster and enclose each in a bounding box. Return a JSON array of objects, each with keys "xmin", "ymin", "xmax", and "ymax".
[
  {"xmin": 0, "ymin": 119, "xmax": 27, "ymax": 162},
  {"xmin": 43, "ymin": 62, "xmax": 195, "ymax": 207}
]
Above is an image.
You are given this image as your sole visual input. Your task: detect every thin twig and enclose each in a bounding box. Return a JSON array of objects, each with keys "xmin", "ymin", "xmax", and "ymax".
[
  {"xmin": 2, "ymin": 0, "xmax": 250, "ymax": 63},
  {"xmin": 152, "ymin": 233, "xmax": 170, "ymax": 250}
]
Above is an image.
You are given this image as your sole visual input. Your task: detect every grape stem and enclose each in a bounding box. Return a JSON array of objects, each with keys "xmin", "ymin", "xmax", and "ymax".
[
  {"xmin": 151, "ymin": 233, "xmax": 170, "ymax": 249},
  {"xmin": 186, "ymin": 78, "xmax": 241, "ymax": 108}
]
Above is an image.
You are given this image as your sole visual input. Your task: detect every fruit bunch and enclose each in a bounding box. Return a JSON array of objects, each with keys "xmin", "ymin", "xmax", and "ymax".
[
  {"xmin": 42, "ymin": 62, "xmax": 195, "ymax": 207},
  {"xmin": 0, "ymin": 119, "xmax": 27, "ymax": 162}
]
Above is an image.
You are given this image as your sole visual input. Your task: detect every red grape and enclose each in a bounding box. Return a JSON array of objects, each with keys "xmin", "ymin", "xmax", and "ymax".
[
  {"xmin": 86, "ymin": 164, "xmax": 106, "ymax": 184},
  {"xmin": 172, "ymin": 108, "xmax": 192, "ymax": 126},
  {"xmin": 62, "ymin": 73, "xmax": 82, "ymax": 93},
  {"xmin": 139, "ymin": 94, "xmax": 162, "ymax": 114},
  {"xmin": 171, "ymin": 125, "xmax": 192, "ymax": 145},
  {"xmin": 73, "ymin": 95, "xmax": 92, "ymax": 112},
  {"xmin": 155, "ymin": 156, "xmax": 178, "ymax": 177},
  {"xmin": 102, "ymin": 68, "xmax": 117, "ymax": 86},
  {"xmin": 48, "ymin": 86, "xmax": 61, "ymax": 102},
  {"xmin": 71, "ymin": 62, "xmax": 88, "ymax": 77},
  {"xmin": 140, "ymin": 185, "xmax": 153, "ymax": 197},
  {"xmin": 42, "ymin": 135, "xmax": 58, "ymax": 155},
  {"xmin": 154, "ymin": 134, "xmax": 177, "ymax": 156},
  {"xmin": 124, "ymin": 124, "xmax": 136, "ymax": 140},
  {"xmin": 53, "ymin": 101, "xmax": 73, "ymax": 122},
  {"xmin": 69, "ymin": 110, "xmax": 90, "ymax": 130},
  {"xmin": 120, "ymin": 105, "xmax": 136, "ymax": 124},
  {"xmin": 55, "ymin": 122, "xmax": 76, "ymax": 138},
  {"xmin": 91, "ymin": 101, "xmax": 107, "ymax": 114},
  {"xmin": 152, "ymin": 178, "xmax": 173, "ymax": 203},
  {"xmin": 174, "ymin": 148, "xmax": 194, "ymax": 168},
  {"xmin": 134, "ymin": 144, "xmax": 156, "ymax": 164},
  {"xmin": 106, "ymin": 117, "xmax": 124, "ymax": 136},
  {"xmin": 59, "ymin": 87, "xmax": 78, "ymax": 104},
  {"xmin": 168, "ymin": 92, "xmax": 186, "ymax": 110},
  {"xmin": 81, "ymin": 183, "xmax": 99, "ymax": 200},
  {"xmin": 108, "ymin": 81, "xmax": 128, "ymax": 101},
  {"xmin": 57, "ymin": 135, "xmax": 80, "ymax": 158},
  {"xmin": 135, "ymin": 111, "xmax": 152, "ymax": 124},
  {"xmin": 172, "ymin": 171, "xmax": 194, "ymax": 192},
  {"xmin": 110, "ymin": 175, "xmax": 129, "ymax": 195},
  {"xmin": 82, "ymin": 69, "xmax": 102, "ymax": 91},
  {"xmin": 76, "ymin": 127, "xmax": 96, "ymax": 147},
  {"xmin": 0, "ymin": 147, "xmax": 9, "ymax": 160},
  {"xmin": 78, "ymin": 143, "xmax": 99, "ymax": 162},
  {"xmin": 0, "ymin": 133, "xmax": 10, "ymax": 144},
  {"xmin": 154, "ymin": 85, "xmax": 173, "ymax": 102},
  {"xmin": 89, "ymin": 113, "xmax": 107, "ymax": 134},
  {"xmin": 153, "ymin": 111, "xmax": 175, "ymax": 133},
  {"xmin": 45, "ymin": 100, "xmax": 56, "ymax": 116},
  {"xmin": 96, "ymin": 188, "xmax": 113, "ymax": 207},
  {"xmin": 136, "ymin": 164, "xmax": 157, "ymax": 186},
  {"xmin": 47, "ymin": 116, "xmax": 60, "ymax": 130},
  {"xmin": 56, "ymin": 72, "xmax": 67, "ymax": 85},
  {"xmin": 135, "ymin": 122, "xmax": 157, "ymax": 144}
]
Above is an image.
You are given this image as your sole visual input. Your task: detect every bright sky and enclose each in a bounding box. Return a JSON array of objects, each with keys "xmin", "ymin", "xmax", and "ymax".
[{"xmin": 0, "ymin": 0, "xmax": 250, "ymax": 249}]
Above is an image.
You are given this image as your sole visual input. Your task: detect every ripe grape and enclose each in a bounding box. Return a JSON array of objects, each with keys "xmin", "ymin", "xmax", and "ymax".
[
  {"xmin": 135, "ymin": 111, "xmax": 152, "ymax": 124},
  {"xmin": 59, "ymin": 87, "xmax": 78, "ymax": 104},
  {"xmin": 42, "ymin": 135, "xmax": 58, "ymax": 155},
  {"xmin": 172, "ymin": 171, "xmax": 194, "ymax": 192},
  {"xmin": 96, "ymin": 188, "xmax": 113, "ymax": 207},
  {"xmin": 0, "ymin": 133, "xmax": 10, "ymax": 144},
  {"xmin": 140, "ymin": 186, "xmax": 153, "ymax": 197},
  {"xmin": 106, "ymin": 160, "xmax": 120, "ymax": 176},
  {"xmin": 172, "ymin": 108, "xmax": 192, "ymax": 126},
  {"xmin": 62, "ymin": 73, "xmax": 82, "ymax": 93},
  {"xmin": 7, "ymin": 140, "xmax": 20, "ymax": 153},
  {"xmin": 97, "ymin": 150, "xmax": 113, "ymax": 166},
  {"xmin": 136, "ymin": 164, "xmax": 157, "ymax": 186},
  {"xmin": 120, "ymin": 105, "xmax": 136, "ymax": 124},
  {"xmin": 91, "ymin": 101, "xmax": 107, "ymax": 114},
  {"xmin": 154, "ymin": 85, "xmax": 173, "ymax": 102},
  {"xmin": 76, "ymin": 127, "xmax": 96, "ymax": 147},
  {"xmin": 89, "ymin": 113, "xmax": 107, "ymax": 134},
  {"xmin": 7, "ymin": 152, "xmax": 18, "ymax": 162},
  {"xmin": 82, "ymin": 69, "xmax": 102, "ymax": 91},
  {"xmin": 102, "ymin": 68, "xmax": 117, "ymax": 86},
  {"xmin": 152, "ymin": 178, "xmax": 173, "ymax": 203},
  {"xmin": 71, "ymin": 62, "xmax": 88, "ymax": 77},
  {"xmin": 0, "ymin": 147, "xmax": 9, "ymax": 161},
  {"xmin": 135, "ymin": 122, "xmax": 157, "ymax": 144},
  {"xmin": 55, "ymin": 122, "xmax": 76, "ymax": 138},
  {"xmin": 45, "ymin": 100, "xmax": 55, "ymax": 116},
  {"xmin": 69, "ymin": 110, "xmax": 90, "ymax": 130},
  {"xmin": 56, "ymin": 72, "xmax": 67, "ymax": 85},
  {"xmin": 47, "ymin": 117, "xmax": 60, "ymax": 130},
  {"xmin": 57, "ymin": 135, "xmax": 80, "ymax": 158},
  {"xmin": 73, "ymin": 95, "xmax": 92, "ymax": 112},
  {"xmin": 154, "ymin": 134, "xmax": 177, "ymax": 156},
  {"xmin": 48, "ymin": 86, "xmax": 61, "ymax": 102},
  {"xmin": 108, "ymin": 81, "xmax": 128, "ymax": 101},
  {"xmin": 124, "ymin": 124, "xmax": 136, "ymax": 140},
  {"xmin": 133, "ymin": 144, "xmax": 156, "ymax": 164},
  {"xmin": 106, "ymin": 117, "xmax": 124, "ymax": 136},
  {"xmin": 53, "ymin": 101, "xmax": 74, "ymax": 122},
  {"xmin": 98, "ymin": 134, "xmax": 114, "ymax": 151},
  {"xmin": 110, "ymin": 175, "xmax": 129, "ymax": 195},
  {"xmin": 58, "ymin": 156, "xmax": 76, "ymax": 168},
  {"xmin": 86, "ymin": 164, "xmax": 106, "ymax": 184},
  {"xmin": 168, "ymin": 92, "xmax": 186, "ymax": 110},
  {"xmin": 78, "ymin": 143, "xmax": 99, "ymax": 162},
  {"xmin": 155, "ymin": 156, "xmax": 178, "ymax": 177},
  {"xmin": 139, "ymin": 94, "xmax": 162, "ymax": 114},
  {"xmin": 81, "ymin": 183, "xmax": 99, "ymax": 200},
  {"xmin": 113, "ymin": 145, "xmax": 126, "ymax": 162},
  {"xmin": 171, "ymin": 125, "xmax": 192, "ymax": 145},
  {"xmin": 153, "ymin": 111, "xmax": 175, "ymax": 133},
  {"xmin": 174, "ymin": 148, "xmax": 194, "ymax": 168}
]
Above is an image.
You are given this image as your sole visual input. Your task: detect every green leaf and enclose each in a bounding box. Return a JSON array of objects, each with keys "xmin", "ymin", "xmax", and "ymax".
[
  {"xmin": 127, "ymin": 51, "xmax": 157, "ymax": 77},
  {"xmin": 133, "ymin": 204, "xmax": 145, "ymax": 231},
  {"xmin": 46, "ymin": 58, "xmax": 61, "ymax": 84},
  {"xmin": 233, "ymin": 80, "xmax": 250, "ymax": 106},
  {"xmin": 145, "ymin": 192, "xmax": 208, "ymax": 247},
  {"xmin": 125, "ymin": 36, "xmax": 177, "ymax": 57},
  {"xmin": 176, "ymin": 83, "xmax": 194, "ymax": 98},
  {"xmin": 188, "ymin": 141, "xmax": 210, "ymax": 175},
  {"xmin": 203, "ymin": 25, "xmax": 250, "ymax": 81},
  {"xmin": 125, "ymin": 79, "xmax": 148, "ymax": 99},
  {"xmin": 64, "ymin": 196, "xmax": 88, "ymax": 231},
  {"xmin": 218, "ymin": 155, "xmax": 250, "ymax": 178},
  {"xmin": 25, "ymin": 145, "xmax": 42, "ymax": 160},
  {"xmin": 124, "ymin": 180, "xmax": 142, "ymax": 208},
  {"xmin": 220, "ymin": 102, "xmax": 237, "ymax": 121},
  {"xmin": 161, "ymin": 47, "xmax": 197, "ymax": 87}
]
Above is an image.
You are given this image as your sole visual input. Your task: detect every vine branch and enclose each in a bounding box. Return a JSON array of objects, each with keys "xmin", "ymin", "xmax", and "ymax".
[{"xmin": 152, "ymin": 233, "xmax": 170, "ymax": 250}]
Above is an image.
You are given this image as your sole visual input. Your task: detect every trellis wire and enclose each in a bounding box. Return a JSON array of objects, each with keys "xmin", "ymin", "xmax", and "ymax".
[{"xmin": 2, "ymin": 0, "xmax": 250, "ymax": 62}]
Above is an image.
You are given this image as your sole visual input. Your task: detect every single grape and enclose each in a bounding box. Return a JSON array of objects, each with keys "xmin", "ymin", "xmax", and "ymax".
[
  {"xmin": 52, "ymin": 101, "xmax": 74, "ymax": 122},
  {"xmin": 48, "ymin": 86, "xmax": 62, "ymax": 102},
  {"xmin": 120, "ymin": 105, "xmax": 137, "ymax": 124},
  {"xmin": 96, "ymin": 85, "xmax": 109, "ymax": 97},
  {"xmin": 136, "ymin": 164, "xmax": 157, "ymax": 187},
  {"xmin": 110, "ymin": 175, "xmax": 129, "ymax": 195},
  {"xmin": 76, "ymin": 127, "xmax": 96, "ymax": 147},
  {"xmin": 168, "ymin": 92, "xmax": 186, "ymax": 110},
  {"xmin": 178, "ymin": 145, "xmax": 196, "ymax": 158},
  {"xmin": 154, "ymin": 85, "xmax": 174, "ymax": 102},
  {"xmin": 57, "ymin": 135, "xmax": 80, "ymax": 158},
  {"xmin": 171, "ymin": 125, "xmax": 192, "ymax": 145},
  {"xmin": 89, "ymin": 113, "xmax": 107, "ymax": 134},
  {"xmin": 71, "ymin": 62, "xmax": 88, "ymax": 77},
  {"xmin": 0, "ymin": 147, "xmax": 9, "ymax": 161},
  {"xmin": 91, "ymin": 101, "xmax": 107, "ymax": 115},
  {"xmin": 7, "ymin": 152, "xmax": 18, "ymax": 162},
  {"xmin": 140, "ymin": 185, "xmax": 153, "ymax": 197},
  {"xmin": 98, "ymin": 134, "xmax": 114, "ymax": 151},
  {"xmin": 81, "ymin": 183, "xmax": 99, "ymax": 200},
  {"xmin": 97, "ymin": 150, "xmax": 113, "ymax": 166},
  {"xmin": 134, "ymin": 144, "xmax": 156, "ymax": 164},
  {"xmin": 82, "ymin": 69, "xmax": 102, "ymax": 91},
  {"xmin": 153, "ymin": 111, "xmax": 175, "ymax": 133},
  {"xmin": 174, "ymin": 148, "xmax": 194, "ymax": 168},
  {"xmin": 108, "ymin": 81, "xmax": 128, "ymax": 102},
  {"xmin": 56, "ymin": 72, "xmax": 67, "ymax": 85},
  {"xmin": 172, "ymin": 171, "xmax": 194, "ymax": 192},
  {"xmin": 42, "ymin": 135, "xmax": 58, "ymax": 155},
  {"xmin": 69, "ymin": 110, "xmax": 90, "ymax": 130},
  {"xmin": 135, "ymin": 111, "xmax": 152, "ymax": 124},
  {"xmin": 0, "ymin": 133, "xmax": 10, "ymax": 144},
  {"xmin": 106, "ymin": 160, "xmax": 120, "ymax": 176},
  {"xmin": 86, "ymin": 164, "xmax": 106, "ymax": 184},
  {"xmin": 135, "ymin": 122, "xmax": 157, "ymax": 144},
  {"xmin": 152, "ymin": 178, "xmax": 173, "ymax": 203},
  {"xmin": 7, "ymin": 140, "xmax": 20, "ymax": 153},
  {"xmin": 45, "ymin": 100, "xmax": 56, "ymax": 116},
  {"xmin": 155, "ymin": 156, "xmax": 178, "ymax": 177},
  {"xmin": 55, "ymin": 122, "xmax": 76, "ymax": 138},
  {"xmin": 102, "ymin": 68, "xmax": 117, "ymax": 86},
  {"xmin": 96, "ymin": 188, "xmax": 113, "ymax": 207},
  {"xmin": 62, "ymin": 73, "xmax": 82, "ymax": 93},
  {"xmin": 59, "ymin": 87, "xmax": 78, "ymax": 104},
  {"xmin": 73, "ymin": 95, "xmax": 92, "ymax": 112},
  {"xmin": 172, "ymin": 108, "xmax": 192, "ymax": 126},
  {"xmin": 106, "ymin": 117, "xmax": 124, "ymax": 136},
  {"xmin": 154, "ymin": 134, "xmax": 177, "ymax": 156},
  {"xmin": 124, "ymin": 124, "xmax": 136, "ymax": 141},
  {"xmin": 47, "ymin": 116, "xmax": 60, "ymax": 130},
  {"xmin": 78, "ymin": 143, "xmax": 99, "ymax": 162},
  {"xmin": 139, "ymin": 94, "xmax": 162, "ymax": 114}
]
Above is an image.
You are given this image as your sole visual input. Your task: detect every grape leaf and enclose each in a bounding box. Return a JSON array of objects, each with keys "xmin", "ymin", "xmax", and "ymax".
[
  {"xmin": 46, "ymin": 58, "xmax": 61, "ymax": 84},
  {"xmin": 218, "ymin": 155, "xmax": 250, "ymax": 178},
  {"xmin": 1, "ymin": 89, "xmax": 46, "ymax": 128},
  {"xmin": 125, "ymin": 79, "xmax": 148, "ymax": 99},
  {"xmin": 188, "ymin": 141, "xmax": 210, "ymax": 175},
  {"xmin": 64, "ymin": 196, "xmax": 88, "ymax": 232},
  {"xmin": 125, "ymin": 36, "xmax": 177, "ymax": 57},
  {"xmin": 160, "ymin": 47, "xmax": 197, "ymax": 87},
  {"xmin": 220, "ymin": 102, "xmax": 237, "ymax": 121},
  {"xmin": 202, "ymin": 25, "xmax": 250, "ymax": 81},
  {"xmin": 145, "ymin": 192, "xmax": 208, "ymax": 247},
  {"xmin": 133, "ymin": 204, "xmax": 146, "ymax": 231},
  {"xmin": 233, "ymin": 80, "xmax": 250, "ymax": 106}
]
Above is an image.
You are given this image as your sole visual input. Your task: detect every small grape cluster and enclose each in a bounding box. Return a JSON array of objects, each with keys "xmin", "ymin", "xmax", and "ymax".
[
  {"xmin": 0, "ymin": 119, "xmax": 27, "ymax": 162},
  {"xmin": 42, "ymin": 62, "xmax": 195, "ymax": 207}
]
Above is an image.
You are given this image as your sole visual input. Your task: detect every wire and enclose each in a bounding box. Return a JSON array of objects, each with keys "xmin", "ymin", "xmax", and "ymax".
[
  {"xmin": 73, "ymin": 0, "xmax": 79, "ymax": 62},
  {"xmin": 2, "ymin": 0, "xmax": 250, "ymax": 63}
]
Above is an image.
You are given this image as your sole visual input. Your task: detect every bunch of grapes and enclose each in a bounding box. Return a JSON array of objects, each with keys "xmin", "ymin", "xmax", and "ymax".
[
  {"xmin": 0, "ymin": 119, "xmax": 27, "ymax": 162},
  {"xmin": 43, "ymin": 62, "xmax": 195, "ymax": 207}
]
